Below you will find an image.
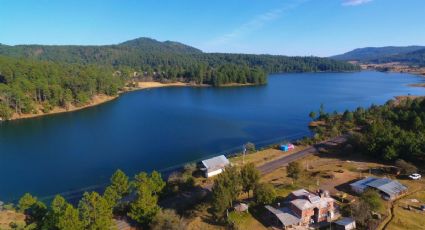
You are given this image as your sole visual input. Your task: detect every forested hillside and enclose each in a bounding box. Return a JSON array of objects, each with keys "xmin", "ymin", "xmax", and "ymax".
[
  {"xmin": 0, "ymin": 37, "xmax": 359, "ymax": 120},
  {"xmin": 0, "ymin": 37, "xmax": 359, "ymax": 77},
  {"xmin": 373, "ymin": 48, "xmax": 425, "ymax": 67},
  {"xmin": 0, "ymin": 56, "xmax": 126, "ymax": 120},
  {"xmin": 331, "ymin": 46, "xmax": 425, "ymax": 62},
  {"xmin": 310, "ymin": 97, "xmax": 425, "ymax": 163}
]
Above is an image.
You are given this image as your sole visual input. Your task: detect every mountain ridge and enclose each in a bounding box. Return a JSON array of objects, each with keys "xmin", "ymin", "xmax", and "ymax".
[{"xmin": 331, "ymin": 46, "xmax": 425, "ymax": 62}]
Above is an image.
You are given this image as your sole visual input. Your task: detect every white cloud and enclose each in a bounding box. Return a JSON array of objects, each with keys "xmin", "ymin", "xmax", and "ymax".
[
  {"xmin": 342, "ymin": 0, "xmax": 373, "ymax": 6},
  {"xmin": 204, "ymin": 0, "xmax": 308, "ymax": 48}
]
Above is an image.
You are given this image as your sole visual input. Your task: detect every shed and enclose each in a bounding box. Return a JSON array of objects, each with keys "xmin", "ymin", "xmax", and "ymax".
[
  {"xmin": 335, "ymin": 217, "xmax": 356, "ymax": 230},
  {"xmin": 367, "ymin": 178, "xmax": 407, "ymax": 200},
  {"xmin": 200, "ymin": 155, "xmax": 230, "ymax": 178},
  {"xmin": 350, "ymin": 177, "xmax": 408, "ymax": 200},
  {"xmin": 350, "ymin": 177, "xmax": 378, "ymax": 194}
]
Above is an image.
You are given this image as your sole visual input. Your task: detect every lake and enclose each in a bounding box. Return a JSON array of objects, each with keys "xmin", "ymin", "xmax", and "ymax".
[{"xmin": 0, "ymin": 71, "xmax": 424, "ymax": 202}]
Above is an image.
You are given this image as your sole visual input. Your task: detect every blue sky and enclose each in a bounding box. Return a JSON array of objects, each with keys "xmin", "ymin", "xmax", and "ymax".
[{"xmin": 0, "ymin": 0, "xmax": 424, "ymax": 56}]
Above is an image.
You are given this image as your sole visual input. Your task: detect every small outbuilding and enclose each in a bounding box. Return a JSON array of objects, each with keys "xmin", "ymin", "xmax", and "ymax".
[
  {"xmin": 200, "ymin": 155, "xmax": 230, "ymax": 178},
  {"xmin": 350, "ymin": 177, "xmax": 408, "ymax": 200},
  {"xmin": 335, "ymin": 217, "xmax": 356, "ymax": 230}
]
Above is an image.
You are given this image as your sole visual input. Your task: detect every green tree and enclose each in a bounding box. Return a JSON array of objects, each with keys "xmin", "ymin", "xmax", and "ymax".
[
  {"xmin": 309, "ymin": 111, "xmax": 316, "ymax": 121},
  {"xmin": 128, "ymin": 183, "xmax": 160, "ymax": 225},
  {"xmin": 43, "ymin": 195, "xmax": 83, "ymax": 230},
  {"xmin": 18, "ymin": 193, "xmax": 37, "ymax": 212},
  {"xmin": 211, "ymin": 167, "xmax": 242, "ymax": 218},
  {"xmin": 133, "ymin": 171, "xmax": 165, "ymax": 196},
  {"xmin": 240, "ymin": 163, "xmax": 260, "ymax": 198},
  {"xmin": 287, "ymin": 162, "xmax": 302, "ymax": 181},
  {"xmin": 0, "ymin": 101, "xmax": 12, "ymax": 120},
  {"xmin": 360, "ymin": 189, "xmax": 383, "ymax": 212},
  {"xmin": 254, "ymin": 183, "xmax": 276, "ymax": 205},
  {"xmin": 78, "ymin": 192, "xmax": 113, "ymax": 230},
  {"xmin": 18, "ymin": 193, "xmax": 47, "ymax": 227},
  {"xmin": 104, "ymin": 169, "xmax": 130, "ymax": 208}
]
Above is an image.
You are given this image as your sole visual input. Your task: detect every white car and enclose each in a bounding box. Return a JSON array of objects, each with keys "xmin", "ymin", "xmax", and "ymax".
[{"xmin": 409, "ymin": 173, "xmax": 422, "ymax": 180}]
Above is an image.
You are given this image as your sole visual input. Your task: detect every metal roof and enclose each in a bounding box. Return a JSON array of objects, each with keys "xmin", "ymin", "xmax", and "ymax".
[
  {"xmin": 350, "ymin": 177, "xmax": 378, "ymax": 190},
  {"xmin": 201, "ymin": 155, "xmax": 230, "ymax": 172},
  {"xmin": 368, "ymin": 179, "xmax": 407, "ymax": 197},
  {"xmin": 265, "ymin": 206, "xmax": 301, "ymax": 227},
  {"xmin": 351, "ymin": 177, "xmax": 407, "ymax": 197},
  {"xmin": 335, "ymin": 217, "xmax": 355, "ymax": 226}
]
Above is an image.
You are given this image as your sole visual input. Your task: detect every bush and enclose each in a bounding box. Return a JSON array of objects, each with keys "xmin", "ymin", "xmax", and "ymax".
[
  {"xmin": 245, "ymin": 142, "xmax": 256, "ymax": 153},
  {"xmin": 254, "ymin": 183, "xmax": 276, "ymax": 205},
  {"xmin": 227, "ymin": 211, "xmax": 249, "ymax": 230},
  {"xmin": 395, "ymin": 159, "xmax": 417, "ymax": 175},
  {"xmin": 150, "ymin": 209, "xmax": 184, "ymax": 230},
  {"xmin": 287, "ymin": 162, "xmax": 302, "ymax": 180},
  {"xmin": 360, "ymin": 189, "xmax": 383, "ymax": 212}
]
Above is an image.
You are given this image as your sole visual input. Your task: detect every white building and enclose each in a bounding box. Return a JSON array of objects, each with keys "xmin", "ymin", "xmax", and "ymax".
[{"xmin": 200, "ymin": 155, "xmax": 230, "ymax": 178}]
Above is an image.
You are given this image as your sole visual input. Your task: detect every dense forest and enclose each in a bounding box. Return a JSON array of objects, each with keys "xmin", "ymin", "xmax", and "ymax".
[
  {"xmin": 373, "ymin": 48, "xmax": 425, "ymax": 67},
  {"xmin": 0, "ymin": 37, "xmax": 359, "ymax": 120},
  {"xmin": 332, "ymin": 46, "xmax": 425, "ymax": 66},
  {"xmin": 0, "ymin": 56, "xmax": 126, "ymax": 120},
  {"xmin": 309, "ymin": 97, "xmax": 425, "ymax": 163}
]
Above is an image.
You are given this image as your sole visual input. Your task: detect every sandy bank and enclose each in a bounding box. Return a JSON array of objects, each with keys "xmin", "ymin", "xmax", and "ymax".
[{"xmin": 10, "ymin": 94, "xmax": 118, "ymax": 121}]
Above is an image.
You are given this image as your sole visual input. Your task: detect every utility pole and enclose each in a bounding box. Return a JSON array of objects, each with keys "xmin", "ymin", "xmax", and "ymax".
[{"xmin": 242, "ymin": 145, "xmax": 246, "ymax": 165}]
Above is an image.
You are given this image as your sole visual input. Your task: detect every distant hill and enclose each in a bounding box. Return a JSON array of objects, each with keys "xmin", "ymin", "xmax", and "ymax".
[
  {"xmin": 373, "ymin": 48, "xmax": 425, "ymax": 66},
  {"xmin": 0, "ymin": 37, "xmax": 202, "ymax": 64},
  {"xmin": 331, "ymin": 46, "xmax": 425, "ymax": 62},
  {"xmin": 0, "ymin": 37, "xmax": 359, "ymax": 73},
  {"xmin": 118, "ymin": 37, "xmax": 202, "ymax": 54}
]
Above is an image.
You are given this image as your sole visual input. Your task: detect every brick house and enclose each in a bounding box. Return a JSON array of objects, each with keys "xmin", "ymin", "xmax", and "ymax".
[{"xmin": 265, "ymin": 189, "xmax": 336, "ymax": 229}]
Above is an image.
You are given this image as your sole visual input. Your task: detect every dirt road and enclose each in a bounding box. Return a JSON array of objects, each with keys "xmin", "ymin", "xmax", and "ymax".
[{"xmin": 258, "ymin": 135, "xmax": 348, "ymax": 174}]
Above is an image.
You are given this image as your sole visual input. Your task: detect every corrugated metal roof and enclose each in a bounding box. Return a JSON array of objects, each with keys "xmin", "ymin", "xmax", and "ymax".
[
  {"xmin": 350, "ymin": 177, "xmax": 378, "ymax": 190},
  {"xmin": 201, "ymin": 155, "xmax": 230, "ymax": 172},
  {"xmin": 369, "ymin": 179, "xmax": 407, "ymax": 197},
  {"xmin": 366, "ymin": 178, "xmax": 393, "ymax": 188},
  {"xmin": 265, "ymin": 206, "xmax": 301, "ymax": 227},
  {"xmin": 351, "ymin": 177, "xmax": 407, "ymax": 198}
]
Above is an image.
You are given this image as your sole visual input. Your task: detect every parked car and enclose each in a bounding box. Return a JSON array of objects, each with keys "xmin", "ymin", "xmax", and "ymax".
[{"xmin": 409, "ymin": 173, "xmax": 422, "ymax": 180}]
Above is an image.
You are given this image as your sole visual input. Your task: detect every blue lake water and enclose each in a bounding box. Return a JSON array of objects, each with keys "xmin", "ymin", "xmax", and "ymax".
[{"xmin": 0, "ymin": 71, "xmax": 424, "ymax": 202}]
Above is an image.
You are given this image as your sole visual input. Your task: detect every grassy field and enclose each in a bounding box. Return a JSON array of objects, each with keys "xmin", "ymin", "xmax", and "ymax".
[
  {"xmin": 385, "ymin": 182, "xmax": 425, "ymax": 230},
  {"xmin": 0, "ymin": 211, "xmax": 25, "ymax": 230},
  {"xmin": 230, "ymin": 146, "xmax": 307, "ymax": 167}
]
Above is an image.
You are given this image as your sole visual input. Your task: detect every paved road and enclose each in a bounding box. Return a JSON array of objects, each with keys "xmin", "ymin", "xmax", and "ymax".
[{"xmin": 258, "ymin": 135, "xmax": 348, "ymax": 175}]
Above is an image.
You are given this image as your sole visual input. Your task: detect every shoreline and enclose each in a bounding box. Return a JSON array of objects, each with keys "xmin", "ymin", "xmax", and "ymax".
[
  {"xmin": 7, "ymin": 82, "xmax": 196, "ymax": 121},
  {"xmin": 6, "ymin": 81, "xmax": 255, "ymax": 121}
]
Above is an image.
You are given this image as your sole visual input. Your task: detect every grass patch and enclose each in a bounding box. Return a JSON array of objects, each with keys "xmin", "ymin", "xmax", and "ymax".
[
  {"xmin": 227, "ymin": 211, "xmax": 267, "ymax": 230},
  {"xmin": 0, "ymin": 211, "xmax": 26, "ymax": 230}
]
